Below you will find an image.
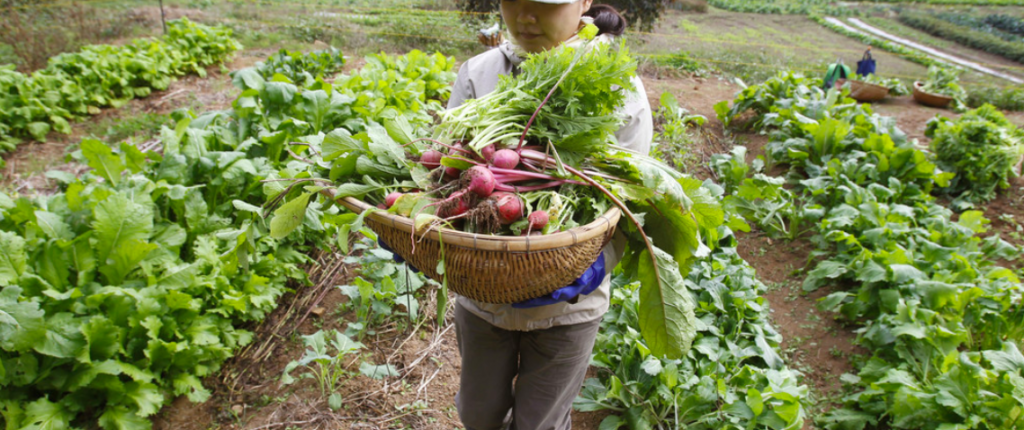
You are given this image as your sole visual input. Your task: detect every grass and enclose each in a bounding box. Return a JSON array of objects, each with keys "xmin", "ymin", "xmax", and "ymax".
[
  {"xmin": 85, "ymin": 112, "xmax": 172, "ymax": 145},
  {"xmin": 634, "ymin": 9, "xmax": 930, "ymax": 84}
]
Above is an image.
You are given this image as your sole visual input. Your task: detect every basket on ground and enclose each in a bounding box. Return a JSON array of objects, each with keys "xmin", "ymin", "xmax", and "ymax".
[
  {"xmin": 323, "ymin": 190, "xmax": 621, "ymax": 304},
  {"xmin": 912, "ymin": 81, "xmax": 954, "ymax": 108},
  {"xmin": 838, "ymin": 79, "xmax": 889, "ymax": 102}
]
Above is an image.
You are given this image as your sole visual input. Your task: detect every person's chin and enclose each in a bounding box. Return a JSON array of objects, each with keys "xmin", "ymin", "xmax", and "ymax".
[{"xmin": 518, "ymin": 41, "xmax": 553, "ymax": 54}]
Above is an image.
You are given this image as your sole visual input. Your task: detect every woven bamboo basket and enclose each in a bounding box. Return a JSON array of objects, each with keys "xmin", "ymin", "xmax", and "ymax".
[
  {"xmin": 913, "ymin": 81, "xmax": 954, "ymax": 108},
  {"xmin": 839, "ymin": 79, "xmax": 889, "ymax": 102},
  {"xmin": 322, "ymin": 190, "xmax": 621, "ymax": 304}
]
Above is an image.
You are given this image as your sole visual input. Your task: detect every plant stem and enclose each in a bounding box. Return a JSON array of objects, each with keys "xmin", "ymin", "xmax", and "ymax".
[{"xmin": 561, "ymin": 164, "xmax": 662, "ymax": 288}]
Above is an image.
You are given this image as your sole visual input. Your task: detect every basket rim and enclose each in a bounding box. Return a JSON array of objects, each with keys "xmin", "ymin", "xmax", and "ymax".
[
  {"xmin": 321, "ymin": 189, "xmax": 622, "ymax": 252},
  {"xmin": 912, "ymin": 81, "xmax": 954, "ymax": 101},
  {"xmin": 843, "ymin": 79, "xmax": 890, "ymax": 92}
]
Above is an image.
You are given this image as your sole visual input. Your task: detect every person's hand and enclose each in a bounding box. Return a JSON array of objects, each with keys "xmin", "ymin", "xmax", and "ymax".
[
  {"xmin": 377, "ymin": 237, "xmax": 420, "ymax": 273},
  {"xmin": 512, "ymin": 253, "xmax": 605, "ymax": 309}
]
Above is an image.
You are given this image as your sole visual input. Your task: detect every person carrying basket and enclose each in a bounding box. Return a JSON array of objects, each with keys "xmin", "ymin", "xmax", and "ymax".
[{"xmin": 445, "ymin": 1, "xmax": 653, "ymax": 428}]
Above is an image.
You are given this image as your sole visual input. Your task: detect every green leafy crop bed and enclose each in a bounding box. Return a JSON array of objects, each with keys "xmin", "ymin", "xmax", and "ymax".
[
  {"xmin": 0, "ymin": 18, "xmax": 240, "ymax": 160},
  {"xmin": 717, "ymin": 72, "xmax": 1024, "ymax": 430},
  {"xmin": 0, "ymin": 47, "xmax": 456, "ymax": 430}
]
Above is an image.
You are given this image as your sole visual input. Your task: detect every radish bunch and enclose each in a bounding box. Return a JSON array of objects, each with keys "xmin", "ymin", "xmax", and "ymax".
[{"xmin": 379, "ymin": 141, "xmax": 582, "ymax": 235}]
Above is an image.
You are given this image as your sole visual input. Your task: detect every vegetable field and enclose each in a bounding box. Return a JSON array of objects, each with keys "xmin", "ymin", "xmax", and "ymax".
[{"xmin": 2, "ymin": 1, "xmax": 1024, "ymax": 430}]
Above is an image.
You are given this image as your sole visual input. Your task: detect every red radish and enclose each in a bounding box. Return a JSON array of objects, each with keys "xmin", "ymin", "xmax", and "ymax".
[
  {"xmin": 421, "ymin": 150, "xmax": 443, "ymax": 169},
  {"xmin": 466, "ymin": 166, "xmax": 496, "ymax": 198},
  {"xmin": 492, "ymin": 149, "xmax": 520, "ymax": 169},
  {"xmin": 385, "ymin": 192, "xmax": 403, "ymax": 208},
  {"xmin": 376, "ymin": 203, "xmax": 387, "ymax": 210},
  {"xmin": 444, "ymin": 197, "xmax": 471, "ymax": 218},
  {"xmin": 445, "ymin": 166, "xmax": 461, "ymax": 178},
  {"xmin": 528, "ymin": 210, "xmax": 549, "ymax": 231},
  {"xmin": 480, "ymin": 144, "xmax": 497, "ymax": 162},
  {"xmin": 492, "ymin": 192, "xmax": 523, "ymax": 224}
]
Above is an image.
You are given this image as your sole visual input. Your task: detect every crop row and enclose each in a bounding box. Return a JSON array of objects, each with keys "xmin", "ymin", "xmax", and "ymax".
[
  {"xmin": 898, "ymin": 11, "xmax": 1024, "ymax": 65},
  {"xmin": 717, "ymin": 72, "xmax": 1024, "ymax": 429},
  {"xmin": 0, "ymin": 18, "xmax": 239, "ymax": 161},
  {"xmin": 935, "ymin": 12, "xmax": 1024, "ymax": 43},
  {"xmin": 0, "ymin": 48, "xmax": 455, "ymax": 430}
]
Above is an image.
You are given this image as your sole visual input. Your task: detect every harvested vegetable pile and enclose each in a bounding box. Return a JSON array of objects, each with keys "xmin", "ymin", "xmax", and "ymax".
[
  {"xmin": 926, "ymin": 103, "xmax": 1024, "ymax": 206},
  {"xmin": 273, "ymin": 24, "xmax": 722, "ymax": 359}
]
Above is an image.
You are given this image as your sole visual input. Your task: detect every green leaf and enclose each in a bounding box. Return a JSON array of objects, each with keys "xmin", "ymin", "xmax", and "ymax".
[
  {"xmin": 35, "ymin": 313, "xmax": 86, "ymax": 359},
  {"xmin": 27, "ymin": 122, "xmax": 50, "ymax": 141},
  {"xmin": 21, "ymin": 398, "xmax": 74, "ymax": 430},
  {"xmin": 83, "ymin": 316, "xmax": 123, "ymax": 362},
  {"xmin": 121, "ymin": 142, "xmax": 148, "ymax": 173},
  {"xmin": 366, "ymin": 122, "xmax": 406, "ymax": 166},
  {"xmin": 34, "ymin": 211, "xmax": 73, "ymax": 241},
  {"xmin": 124, "ymin": 382, "xmax": 164, "ymax": 417},
  {"xmin": 983, "ymin": 342, "xmax": 1024, "ymax": 372},
  {"xmin": 384, "ymin": 115, "xmax": 415, "ymax": 146},
  {"xmin": 0, "ymin": 286, "xmax": 46, "ymax": 352},
  {"xmin": 624, "ymin": 406, "xmax": 653, "ymax": 430},
  {"xmin": 439, "ymin": 156, "xmax": 474, "ymax": 171},
  {"xmin": 890, "ymin": 264, "xmax": 925, "ymax": 284},
  {"xmin": 358, "ymin": 362, "xmax": 400, "ymax": 380},
  {"xmin": 803, "ymin": 260, "xmax": 848, "ymax": 292},
  {"xmin": 638, "ymin": 247, "xmax": 696, "ymax": 359},
  {"xmin": 0, "ymin": 231, "xmax": 27, "ymax": 284},
  {"xmin": 92, "ymin": 193, "xmax": 153, "ymax": 268},
  {"xmin": 746, "ymin": 388, "xmax": 765, "ymax": 417},
  {"xmin": 270, "ymin": 192, "xmax": 312, "ymax": 239},
  {"xmin": 99, "ymin": 239, "xmax": 158, "ymax": 284},
  {"xmin": 640, "ymin": 356, "xmax": 663, "ymax": 376},
  {"xmin": 957, "ymin": 210, "xmax": 989, "ymax": 233},
  {"xmin": 98, "ymin": 405, "xmax": 151, "ymax": 430},
  {"xmin": 82, "ymin": 139, "xmax": 125, "ymax": 186},
  {"xmin": 299, "ymin": 90, "xmax": 330, "ymax": 133},
  {"xmin": 322, "ymin": 128, "xmax": 364, "ymax": 161},
  {"xmin": 598, "ymin": 415, "xmax": 624, "ymax": 430},
  {"xmin": 821, "ymin": 408, "xmax": 877, "ymax": 430}
]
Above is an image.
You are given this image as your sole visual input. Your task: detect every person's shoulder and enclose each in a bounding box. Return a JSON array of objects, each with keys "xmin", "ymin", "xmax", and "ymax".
[{"xmin": 461, "ymin": 47, "xmax": 511, "ymax": 74}]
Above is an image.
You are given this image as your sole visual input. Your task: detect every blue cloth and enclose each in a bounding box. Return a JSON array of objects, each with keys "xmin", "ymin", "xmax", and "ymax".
[
  {"xmin": 512, "ymin": 253, "xmax": 606, "ymax": 309},
  {"xmin": 856, "ymin": 50, "xmax": 876, "ymax": 77},
  {"xmin": 377, "ymin": 237, "xmax": 420, "ymax": 273}
]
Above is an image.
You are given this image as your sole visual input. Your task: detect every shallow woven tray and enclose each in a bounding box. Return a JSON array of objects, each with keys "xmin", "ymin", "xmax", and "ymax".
[
  {"xmin": 322, "ymin": 190, "xmax": 621, "ymax": 304},
  {"xmin": 839, "ymin": 79, "xmax": 889, "ymax": 102},
  {"xmin": 913, "ymin": 81, "xmax": 954, "ymax": 108}
]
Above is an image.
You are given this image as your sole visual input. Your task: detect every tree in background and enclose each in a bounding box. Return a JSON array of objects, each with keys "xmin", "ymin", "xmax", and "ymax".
[{"xmin": 456, "ymin": 0, "xmax": 666, "ymax": 32}]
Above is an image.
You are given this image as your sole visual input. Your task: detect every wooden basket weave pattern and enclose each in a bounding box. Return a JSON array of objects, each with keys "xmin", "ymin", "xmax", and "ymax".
[
  {"xmin": 369, "ymin": 217, "xmax": 609, "ymax": 303},
  {"xmin": 843, "ymin": 79, "xmax": 889, "ymax": 102},
  {"xmin": 326, "ymin": 192, "xmax": 620, "ymax": 304}
]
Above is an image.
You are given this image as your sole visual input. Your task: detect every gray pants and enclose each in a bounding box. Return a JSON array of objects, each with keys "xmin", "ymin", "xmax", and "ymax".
[{"xmin": 454, "ymin": 302, "xmax": 601, "ymax": 430}]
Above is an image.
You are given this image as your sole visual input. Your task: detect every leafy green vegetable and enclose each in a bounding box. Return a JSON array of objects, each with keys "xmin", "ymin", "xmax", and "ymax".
[
  {"xmin": 926, "ymin": 104, "xmax": 1024, "ymax": 205},
  {"xmin": 0, "ymin": 19, "xmax": 240, "ymax": 160},
  {"xmin": 577, "ymin": 226, "xmax": 808, "ymax": 429},
  {"xmin": 718, "ymin": 71, "xmax": 1024, "ymax": 430},
  {"xmin": 0, "ymin": 47, "xmax": 453, "ymax": 430},
  {"xmin": 920, "ymin": 66, "xmax": 968, "ymax": 111}
]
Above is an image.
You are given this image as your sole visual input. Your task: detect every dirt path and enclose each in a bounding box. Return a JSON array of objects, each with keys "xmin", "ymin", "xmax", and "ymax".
[{"xmin": 828, "ymin": 17, "xmax": 1024, "ymax": 84}]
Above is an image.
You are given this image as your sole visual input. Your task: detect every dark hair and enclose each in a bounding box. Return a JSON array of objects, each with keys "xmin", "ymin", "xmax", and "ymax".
[
  {"xmin": 584, "ymin": 4, "xmax": 627, "ymax": 36},
  {"xmin": 585, "ymin": 3, "xmax": 622, "ymax": 36}
]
